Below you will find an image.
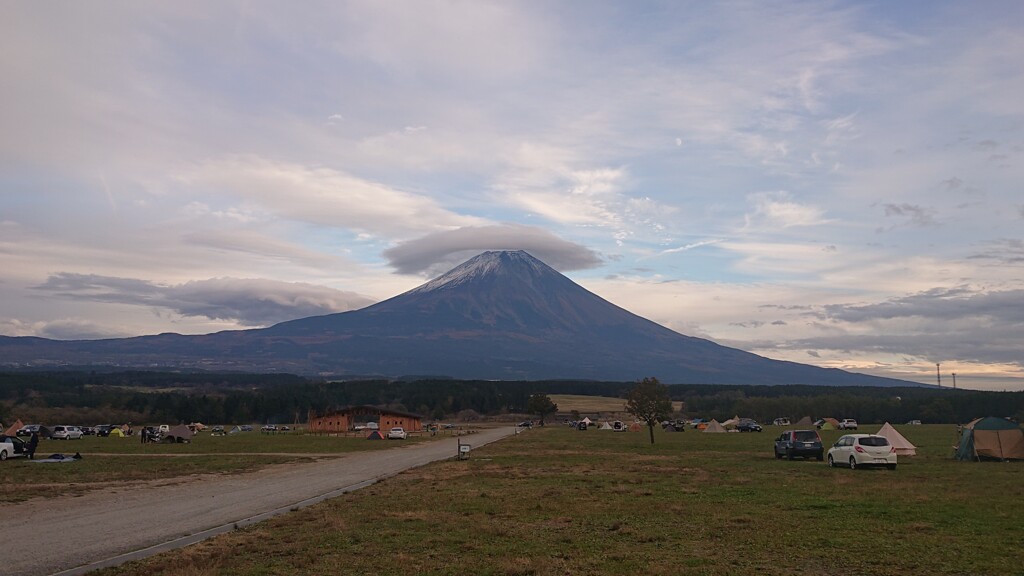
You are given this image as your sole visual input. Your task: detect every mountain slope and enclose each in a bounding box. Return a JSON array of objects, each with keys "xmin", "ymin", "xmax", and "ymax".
[{"xmin": 0, "ymin": 251, "xmax": 919, "ymax": 386}]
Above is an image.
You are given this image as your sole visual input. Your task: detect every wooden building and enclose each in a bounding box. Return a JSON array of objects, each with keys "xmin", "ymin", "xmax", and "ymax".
[{"xmin": 308, "ymin": 405, "xmax": 423, "ymax": 434}]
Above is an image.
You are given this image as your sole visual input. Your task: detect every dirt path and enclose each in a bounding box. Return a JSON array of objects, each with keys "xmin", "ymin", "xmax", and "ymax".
[{"xmin": 1, "ymin": 427, "xmax": 515, "ymax": 576}]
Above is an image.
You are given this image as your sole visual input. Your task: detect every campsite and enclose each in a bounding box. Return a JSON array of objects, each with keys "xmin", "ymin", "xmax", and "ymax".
[{"xmin": 72, "ymin": 422, "xmax": 1023, "ymax": 576}]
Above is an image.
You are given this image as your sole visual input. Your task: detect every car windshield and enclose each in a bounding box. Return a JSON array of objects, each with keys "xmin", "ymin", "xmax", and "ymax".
[
  {"xmin": 858, "ymin": 436, "xmax": 889, "ymax": 447},
  {"xmin": 792, "ymin": 431, "xmax": 818, "ymax": 442}
]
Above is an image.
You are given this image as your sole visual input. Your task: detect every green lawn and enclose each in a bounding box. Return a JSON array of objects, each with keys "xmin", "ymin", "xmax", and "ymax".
[{"xmin": 94, "ymin": 424, "xmax": 1023, "ymax": 576}]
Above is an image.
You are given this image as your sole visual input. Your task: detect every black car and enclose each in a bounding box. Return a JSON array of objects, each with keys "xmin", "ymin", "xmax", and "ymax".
[
  {"xmin": 736, "ymin": 420, "xmax": 762, "ymax": 432},
  {"xmin": 16, "ymin": 424, "xmax": 41, "ymax": 437},
  {"xmin": 774, "ymin": 429, "xmax": 824, "ymax": 460}
]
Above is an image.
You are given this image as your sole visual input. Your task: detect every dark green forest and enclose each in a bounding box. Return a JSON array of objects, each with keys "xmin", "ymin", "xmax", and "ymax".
[{"xmin": 0, "ymin": 371, "xmax": 1021, "ymax": 426}]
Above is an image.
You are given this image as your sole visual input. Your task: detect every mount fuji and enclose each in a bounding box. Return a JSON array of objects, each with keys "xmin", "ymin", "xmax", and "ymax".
[{"xmin": 0, "ymin": 251, "xmax": 916, "ymax": 386}]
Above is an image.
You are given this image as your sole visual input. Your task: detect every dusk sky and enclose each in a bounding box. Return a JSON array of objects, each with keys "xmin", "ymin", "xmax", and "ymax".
[{"xmin": 2, "ymin": 2, "xmax": 1022, "ymax": 390}]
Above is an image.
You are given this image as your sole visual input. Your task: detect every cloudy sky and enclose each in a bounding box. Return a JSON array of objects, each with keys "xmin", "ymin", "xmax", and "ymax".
[{"xmin": 2, "ymin": 1, "xmax": 1022, "ymax": 390}]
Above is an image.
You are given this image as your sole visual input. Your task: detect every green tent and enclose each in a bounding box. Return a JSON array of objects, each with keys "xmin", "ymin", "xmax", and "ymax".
[{"xmin": 956, "ymin": 417, "xmax": 1024, "ymax": 461}]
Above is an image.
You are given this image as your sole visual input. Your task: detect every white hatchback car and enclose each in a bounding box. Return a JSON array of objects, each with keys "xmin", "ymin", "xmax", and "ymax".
[{"xmin": 828, "ymin": 434, "xmax": 897, "ymax": 470}]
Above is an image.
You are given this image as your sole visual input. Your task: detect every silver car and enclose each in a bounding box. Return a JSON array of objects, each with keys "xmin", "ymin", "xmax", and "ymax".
[
  {"xmin": 827, "ymin": 434, "xmax": 897, "ymax": 470},
  {"xmin": 51, "ymin": 425, "xmax": 84, "ymax": 440}
]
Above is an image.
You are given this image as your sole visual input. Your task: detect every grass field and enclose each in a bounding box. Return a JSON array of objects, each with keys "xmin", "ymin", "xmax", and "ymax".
[
  {"xmin": 93, "ymin": 423, "xmax": 1022, "ymax": 576},
  {"xmin": 549, "ymin": 394, "xmax": 683, "ymax": 414},
  {"xmin": 0, "ymin": 428, "xmax": 467, "ymax": 503}
]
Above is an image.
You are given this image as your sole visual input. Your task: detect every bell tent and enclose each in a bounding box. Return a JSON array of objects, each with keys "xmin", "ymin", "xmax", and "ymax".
[
  {"xmin": 793, "ymin": 416, "xmax": 814, "ymax": 427},
  {"xmin": 4, "ymin": 419, "xmax": 24, "ymax": 436},
  {"xmin": 876, "ymin": 422, "xmax": 917, "ymax": 456},
  {"xmin": 956, "ymin": 417, "xmax": 1024, "ymax": 461},
  {"xmin": 702, "ymin": 420, "xmax": 727, "ymax": 433}
]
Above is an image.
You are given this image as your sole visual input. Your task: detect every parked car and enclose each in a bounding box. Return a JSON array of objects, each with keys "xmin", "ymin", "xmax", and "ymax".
[
  {"xmin": 576, "ymin": 421, "xmax": 588, "ymax": 430},
  {"xmin": 80, "ymin": 426, "xmax": 96, "ymax": 436},
  {"xmin": 772, "ymin": 418, "xmax": 791, "ymax": 426},
  {"xmin": 774, "ymin": 430, "xmax": 824, "ymax": 460},
  {"xmin": 0, "ymin": 435, "xmax": 28, "ymax": 460},
  {"xmin": 827, "ymin": 434, "xmax": 897, "ymax": 470},
  {"xmin": 51, "ymin": 425, "xmax": 83, "ymax": 440},
  {"xmin": 16, "ymin": 424, "xmax": 41, "ymax": 437},
  {"xmin": 94, "ymin": 424, "xmax": 114, "ymax": 437},
  {"xmin": 387, "ymin": 427, "xmax": 408, "ymax": 440},
  {"xmin": 517, "ymin": 421, "xmax": 533, "ymax": 428},
  {"xmin": 210, "ymin": 426, "xmax": 226, "ymax": 436},
  {"xmin": 906, "ymin": 420, "xmax": 922, "ymax": 425},
  {"xmin": 838, "ymin": 419, "xmax": 859, "ymax": 430},
  {"xmin": 240, "ymin": 425, "xmax": 254, "ymax": 432},
  {"xmin": 736, "ymin": 420, "xmax": 763, "ymax": 432}
]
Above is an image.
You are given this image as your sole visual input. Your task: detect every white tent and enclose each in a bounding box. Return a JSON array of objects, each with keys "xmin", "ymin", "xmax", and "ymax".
[
  {"xmin": 703, "ymin": 419, "xmax": 727, "ymax": 433},
  {"xmin": 877, "ymin": 422, "xmax": 917, "ymax": 456},
  {"xmin": 721, "ymin": 416, "xmax": 741, "ymax": 428},
  {"xmin": 581, "ymin": 417, "xmax": 592, "ymax": 426},
  {"xmin": 599, "ymin": 421, "xmax": 614, "ymax": 430}
]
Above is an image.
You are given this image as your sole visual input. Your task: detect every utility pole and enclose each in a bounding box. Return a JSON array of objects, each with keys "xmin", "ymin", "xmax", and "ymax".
[
  {"xmin": 936, "ymin": 363, "xmax": 941, "ymax": 387},
  {"xmin": 952, "ymin": 372, "xmax": 957, "ymax": 389}
]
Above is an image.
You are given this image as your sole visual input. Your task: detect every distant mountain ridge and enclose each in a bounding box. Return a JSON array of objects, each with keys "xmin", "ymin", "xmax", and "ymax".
[{"xmin": 0, "ymin": 251, "xmax": 922, "ymax": 386}]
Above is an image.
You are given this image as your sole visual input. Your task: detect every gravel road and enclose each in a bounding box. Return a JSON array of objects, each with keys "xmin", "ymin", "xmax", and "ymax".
[{"xmin": 0, "ymin": 427, "xmax": 515, "ymax": 576}]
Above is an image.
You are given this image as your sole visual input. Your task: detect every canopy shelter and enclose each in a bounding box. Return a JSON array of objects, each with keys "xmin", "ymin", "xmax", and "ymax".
[
  {"xmin": 876, "ymin": 422, "xmax": 917, "ymax": 456},
  {"xmin": 956, "ymin": 417, "xmax": 1024, "ymax": 461},
  {"xmin": 3, "ymin": 419, "xmax": 24, "ymax": 437},
  {"xmin": 164, "ymin": 424, "xmax": 195, "ymax": 443},
  {"xmin": 702, "ymin": 419, "xmax": 727, "ymax": 433}
]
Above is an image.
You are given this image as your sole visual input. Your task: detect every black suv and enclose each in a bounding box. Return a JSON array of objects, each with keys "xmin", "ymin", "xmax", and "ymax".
[{"xmin": 774, "ymin": 429, "xmax": 824, "ymax": 460}]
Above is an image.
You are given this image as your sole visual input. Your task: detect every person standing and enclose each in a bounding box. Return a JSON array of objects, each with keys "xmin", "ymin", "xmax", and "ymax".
[{"xmin": 27, "ymin": 432, "xmax": 39, "ymax": 460}]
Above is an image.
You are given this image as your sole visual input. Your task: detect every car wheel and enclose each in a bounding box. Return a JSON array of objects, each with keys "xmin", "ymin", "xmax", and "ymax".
[
  {"xmin": 849, "ymin": 456, "xmax": 857, "ymax": 470},
  {"xmin": 827, "ymin": 454, "xmax": 835, "ymax": 467},
  {"xmin": 775, "ymin": 450, "xmax": 782, "ymax": 460}
]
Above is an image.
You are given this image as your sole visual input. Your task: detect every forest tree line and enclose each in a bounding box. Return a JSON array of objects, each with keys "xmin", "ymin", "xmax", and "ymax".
[{"xmin": 0, "ymin": 371, "xmax": 1021, "ymax": 426}]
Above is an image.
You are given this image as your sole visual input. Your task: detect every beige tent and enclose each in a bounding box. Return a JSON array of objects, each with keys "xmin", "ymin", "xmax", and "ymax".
[
  {"xmin": 703, "ymin": 419, "xmax": 727, "ymax": 433},
  {"xmin": 877, "ymin": 422, "xmax": 917, "ymax": 456},
  {"xmin": 3, "ymin": 419, "xmax": 24, "ymax": 436},
  {"xmin": 794, "ymin": 416, "xmax": 814, "ymax": 427},
  {"xmin": 721, "ymin": 416, "xmax": 740, "ymax": 428},
  {"xmin": 599, "ymin": 421, "xmax": 614, "ymax": 430}
]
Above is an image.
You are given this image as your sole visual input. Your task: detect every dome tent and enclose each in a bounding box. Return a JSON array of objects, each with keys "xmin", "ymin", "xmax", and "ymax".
[{"xmin": 956, "ymin": 417, "xmax": 1024, "ymax": 461}]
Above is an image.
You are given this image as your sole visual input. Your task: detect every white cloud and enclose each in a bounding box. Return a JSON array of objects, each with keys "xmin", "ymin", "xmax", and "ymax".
[{"xmin": 179, "ymin": 155, "xmax": 487, "ymax": 238}]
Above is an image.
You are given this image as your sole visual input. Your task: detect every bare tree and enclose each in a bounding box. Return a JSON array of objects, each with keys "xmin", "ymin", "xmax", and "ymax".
[{"xmin": 626, "ymin": 376, "xmax": 672, "ymax": 444}]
